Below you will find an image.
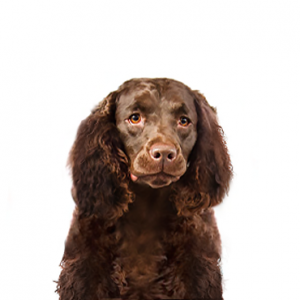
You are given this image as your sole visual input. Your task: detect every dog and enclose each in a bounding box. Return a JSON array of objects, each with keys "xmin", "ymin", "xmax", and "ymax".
[{"xmin": 56, "ymin": 78, "xmax": 233, "ymax": 299}]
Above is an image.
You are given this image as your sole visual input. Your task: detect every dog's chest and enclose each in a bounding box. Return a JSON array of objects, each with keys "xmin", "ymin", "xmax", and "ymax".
[{"xmin": 112, "ymin": 203, "xmax": 169, "ymax": 293}]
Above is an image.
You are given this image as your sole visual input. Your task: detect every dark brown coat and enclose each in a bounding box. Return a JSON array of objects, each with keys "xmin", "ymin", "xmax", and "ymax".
[{"xmin": 56, "ymin": 78, "xmax": 233, "ymax": 299}]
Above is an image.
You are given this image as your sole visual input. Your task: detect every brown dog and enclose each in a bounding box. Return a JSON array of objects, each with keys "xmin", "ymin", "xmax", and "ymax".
[{"xmin": 56, "ymin": 78, "xmax": 232, "ymax": 299}]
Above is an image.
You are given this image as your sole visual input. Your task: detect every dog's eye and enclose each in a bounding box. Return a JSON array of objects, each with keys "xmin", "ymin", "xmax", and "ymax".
[
  {"xmin": 179, "ymin": 117, "xmax": 191, "ymax": 127},
  {"xmin": 129, "ymin": 114, "xmax": 141, "ymax": 124}
]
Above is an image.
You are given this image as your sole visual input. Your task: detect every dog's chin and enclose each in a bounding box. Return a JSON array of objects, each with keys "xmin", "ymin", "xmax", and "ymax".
[
  {"xmin": 145, "ymin": 177, "xmax": 174, "ymax": 189},
  {"xmin": 130, "ymin": 172, "xmax": 181, "ymax": 189}
]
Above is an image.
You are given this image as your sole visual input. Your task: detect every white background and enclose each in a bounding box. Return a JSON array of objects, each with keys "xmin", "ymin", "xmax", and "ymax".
[{"xmin": 1, "ymin": 1, "xmax": 299, "ymax": 299}]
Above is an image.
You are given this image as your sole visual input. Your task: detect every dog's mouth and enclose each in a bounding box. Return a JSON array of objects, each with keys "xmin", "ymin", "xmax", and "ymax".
[{"xmin": 130, "ymin": 172, "xmax": 180, "ymax": 188}]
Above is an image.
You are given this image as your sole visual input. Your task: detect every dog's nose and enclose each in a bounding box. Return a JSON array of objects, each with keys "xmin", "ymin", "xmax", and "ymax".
[{"xmin": 149, "ymin": 143, "xmax": 177, "ymax": 163}]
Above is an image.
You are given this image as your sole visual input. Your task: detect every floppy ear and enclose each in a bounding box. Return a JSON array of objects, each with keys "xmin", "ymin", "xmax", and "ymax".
[
  {"xmin": 172, "ymin": 91, "xmax": 232, "ymax": 215},
  {"xmin": 68, "ymin": 91, "xmax": 132, "ymax": 221},
  {"xmin": 191, "ymin": 91, "xmax": 233, "ymax": 206}
]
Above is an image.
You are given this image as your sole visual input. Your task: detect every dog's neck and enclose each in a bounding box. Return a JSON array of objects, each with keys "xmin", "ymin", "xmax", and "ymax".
[
  {"xmin": 124, "ymin": 182, "xmax": 176, "ymax": 227},
  {"xmin": 129, "ymin": 181, "xmax": 172, "ymax": 200},
  {"xmin": 115, "ymin": 183, "xmax": 176, "ymax": 280}
]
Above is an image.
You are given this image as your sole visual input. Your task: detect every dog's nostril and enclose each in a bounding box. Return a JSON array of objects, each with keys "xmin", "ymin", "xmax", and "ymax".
[
  {"xmin": 167, "ymin": 153, "xmax": 174, "ymax": 160},
  {"xmin": 154, "ymin": 152, "xmax": 161, "ymax": 159}
]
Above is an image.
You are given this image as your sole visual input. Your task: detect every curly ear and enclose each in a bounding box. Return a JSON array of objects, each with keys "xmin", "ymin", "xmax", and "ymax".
[
  {"xmin": 191, "ymin": 91, "xmax": 233, "ymax": 207},
  {"xmin": 172, "ymin": 91, "xmax": 233, "ymax": 215},
  {"xmin": 68, "ymin": 91, "xmax": 132, "ymax": 221}
]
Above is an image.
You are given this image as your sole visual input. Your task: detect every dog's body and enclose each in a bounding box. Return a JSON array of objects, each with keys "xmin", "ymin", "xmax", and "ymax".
[{"xmin": 56, "ymin": 78, "xmax": 232, "ymax": 299}]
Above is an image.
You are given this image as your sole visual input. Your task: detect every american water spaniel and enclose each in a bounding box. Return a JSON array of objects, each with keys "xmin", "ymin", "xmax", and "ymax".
[{"xmin": 56, "ymin": 78, "xmax": 233, "ymax": 299}]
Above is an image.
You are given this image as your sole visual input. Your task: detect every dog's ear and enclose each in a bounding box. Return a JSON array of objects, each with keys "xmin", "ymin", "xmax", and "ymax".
[
  {"xmin": 191, "ymin": 90, "xmax": 233, "ymax": 207},
  {"xmin": 68, "ymin": 91, "xmax": 132, "ymax": 221},
  {"xmin": 172, "ymin": 91, "xmax": 233, "ymax": 215}
]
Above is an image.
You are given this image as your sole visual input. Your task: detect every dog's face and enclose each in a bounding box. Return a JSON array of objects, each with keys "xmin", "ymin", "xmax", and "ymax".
[{"xmin": 116, "ymin": 81, "xmax": 198, "ymax": 189}]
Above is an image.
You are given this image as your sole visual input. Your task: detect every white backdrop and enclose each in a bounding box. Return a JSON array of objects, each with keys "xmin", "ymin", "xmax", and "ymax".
[{"xmin": 1, "ymin": 1, "xmax": 299, "ymax": 299}]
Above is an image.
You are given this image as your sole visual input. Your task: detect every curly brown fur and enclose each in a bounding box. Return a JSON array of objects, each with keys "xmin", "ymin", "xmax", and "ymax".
[{"xmin": 56, "ymin": 78, "xmax": 233, "ymax": 299}]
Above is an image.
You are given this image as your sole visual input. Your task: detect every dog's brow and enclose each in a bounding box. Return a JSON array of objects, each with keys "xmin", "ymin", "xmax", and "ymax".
[
  {"xmin": 170, "ymin": 102, "xmax": 189, "ymax": 115},
  {"xmin": 127, "ymin": 95, "xmax": 156, "ymax": 112}
]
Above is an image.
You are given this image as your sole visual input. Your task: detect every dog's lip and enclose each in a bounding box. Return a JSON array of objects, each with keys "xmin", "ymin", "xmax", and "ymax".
[{"xmin": 130, "ymin": 172, "xmax": 180, "ymax": 182}]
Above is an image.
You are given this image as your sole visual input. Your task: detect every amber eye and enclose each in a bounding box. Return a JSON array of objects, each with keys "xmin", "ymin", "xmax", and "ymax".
[
  {"xmin": 179, "ymin": 116, "xmax": 191, "ymax": 127},
  {"xmin": 129, "ymin": 113, "xmax": 141, "ymax": 124}
]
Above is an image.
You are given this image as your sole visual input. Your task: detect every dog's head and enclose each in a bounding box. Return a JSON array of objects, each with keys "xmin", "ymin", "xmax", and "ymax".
[
  {"xmin": 115, "ymin": 79, "xmax": 198, "ymax": 189},
  {"xmin": 69, "ymin": 78, "xmax": 232, "ymax": 219}
]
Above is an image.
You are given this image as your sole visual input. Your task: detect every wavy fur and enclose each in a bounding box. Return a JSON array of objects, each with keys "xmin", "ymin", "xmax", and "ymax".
[{"xmin": 56, "ymin": 78, "xmax": 233, "ymax": 300}]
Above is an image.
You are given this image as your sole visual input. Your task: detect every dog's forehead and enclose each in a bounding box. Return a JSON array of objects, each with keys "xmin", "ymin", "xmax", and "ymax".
[
  {"xmin": 116, "ymin": 83, "xmax": 196, "ymax": 119},
  {"xmin": 117, "ymin": 86, "xmax": 158, "ymax": 109},
  {"xmin": 161, "ymin": 86, "xmax": 196, "ymax": 114}
]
